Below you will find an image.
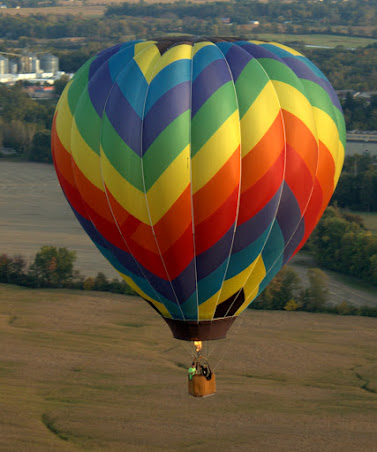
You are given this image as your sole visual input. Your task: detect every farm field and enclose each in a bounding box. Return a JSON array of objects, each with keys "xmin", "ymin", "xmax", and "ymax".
[
  {"xmin": 253, "ymin": 33, "xmax": 377, "ymax": 48},
  {"xmin": 1, "ymin": 160, "xmax": 377, "ymax": 307},
  {"xmin": 1, "ymin": 283, "xmax": 377, "ymax": 451}
]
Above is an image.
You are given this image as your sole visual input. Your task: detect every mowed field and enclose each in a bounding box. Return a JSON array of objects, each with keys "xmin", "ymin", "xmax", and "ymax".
[
  {"xmin": 1, "ymin": 283, "xmax": 377, "ymax": 451},
  {"xmin": 1, "ymin": 160, "xmax": 377, "ymax": 308}
]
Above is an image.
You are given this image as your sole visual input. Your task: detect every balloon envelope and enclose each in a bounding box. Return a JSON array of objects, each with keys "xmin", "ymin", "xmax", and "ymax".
[{"xmin": 51, "ymin": 37, "xmax": 345, "ymax": 340}]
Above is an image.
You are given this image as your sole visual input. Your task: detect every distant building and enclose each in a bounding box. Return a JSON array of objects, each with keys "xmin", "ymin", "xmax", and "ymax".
[
  {"xmin": 40, "ymin": 53, "xmax": 59, "ymax": 74},
  {"xmin": 9, "ymin": 60, "xmax": 18, "ymax": 74},
  {"xmin": 19, "ymin": 53, "xmax": 39, "ymax": 74},
  {"xmin": 0, "ymin": 55, "xmax": 9, "ymax": 75}
]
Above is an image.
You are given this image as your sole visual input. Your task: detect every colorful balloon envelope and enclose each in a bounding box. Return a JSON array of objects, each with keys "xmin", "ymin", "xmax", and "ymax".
[{"xmin": 51, "ymin": 36, "xmax": 345, "ymax": 341}]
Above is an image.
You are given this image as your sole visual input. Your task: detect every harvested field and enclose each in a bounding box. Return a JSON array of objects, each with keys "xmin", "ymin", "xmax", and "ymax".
[{"xmin": 0, "ymin": 284, "xmax": 377, "ymax": 451}]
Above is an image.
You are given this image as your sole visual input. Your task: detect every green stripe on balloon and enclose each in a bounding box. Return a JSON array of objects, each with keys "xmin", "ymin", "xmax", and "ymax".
[{"xmin": 191, "ymin": 81, "xmax": 237, "ymax": 157}]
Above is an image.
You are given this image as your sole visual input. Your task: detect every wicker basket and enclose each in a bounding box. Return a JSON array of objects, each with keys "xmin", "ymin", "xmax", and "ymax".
[{"xmin": 188, "ymin": 373, "xmax": 216, "ymax": 397}]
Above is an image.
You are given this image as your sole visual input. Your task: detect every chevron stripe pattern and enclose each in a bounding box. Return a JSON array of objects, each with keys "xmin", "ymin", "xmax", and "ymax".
[{"xmin": 51, "ymin": 37, "xmax": 345, "ymax": 324}]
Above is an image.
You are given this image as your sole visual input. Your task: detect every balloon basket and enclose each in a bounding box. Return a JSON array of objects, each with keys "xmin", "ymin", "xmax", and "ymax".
[
  {"xmin": 188, "ymin": 355, "xmax": 216, "ymax": 397},
  {"xmin": 188, "ymin": 373, "xmax": 216, "ymax": 398}
]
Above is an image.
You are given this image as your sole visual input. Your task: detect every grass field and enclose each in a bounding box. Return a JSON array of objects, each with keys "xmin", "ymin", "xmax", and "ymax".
[
  {"xmin": 253, "ymin": 33, "xmax": 377, "ymax": 48},
  {"xmin": 1, "ymin": 283, "xmax": 377, "ymax": 451}
]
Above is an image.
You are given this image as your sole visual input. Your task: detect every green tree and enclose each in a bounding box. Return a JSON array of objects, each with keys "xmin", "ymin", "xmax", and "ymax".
[
  {"xmin": 29, "ymin": 246, "xmax": 76, "ymax": 287},
  {"xmin": 30, "ymin": 130, "xmax": 52, "ymax": 163},
  {"xmin": 300, "ymin": 268, "xmax": 329, "ymax": 312}
]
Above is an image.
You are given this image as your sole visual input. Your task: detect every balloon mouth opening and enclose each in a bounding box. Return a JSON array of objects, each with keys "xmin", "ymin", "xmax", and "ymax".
[{"xmin": 164, "ymin": 317, "xmax": 237, "ymax": 341}]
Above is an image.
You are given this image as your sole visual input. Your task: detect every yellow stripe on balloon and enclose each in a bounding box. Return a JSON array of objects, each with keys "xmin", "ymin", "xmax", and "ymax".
[
  {"xmin": 192, "ymin": 110, "xmax": 240, "ymax": 194},
  {"xmin": 198, "ymin": 290, "xmax": 221, "ymax": 320},
  {"xmin": 334, "ymin": 141, "xmax": 345, "ymax": 186},
  {"xmin": 146, "ymin": 144, "xmax": 191, "ymax": 225},
  {"xmin": 216, "ymin": 257, "xmax": 259, "ymax": 306},
  {"xmin": 55, "ymin": 89, "xmax": 74, "ymax": 154},
  {"xmin": 313, "ymin": 107, "xmax": 340, "ymax": 182},
  {"xmin": 269, "ymin": 42, "xmax": 304, "ymax": 57},
  {"xmin": 71, "ymin": 118, "xmax": 104, "ymax": 191},
  {"xmin": 117, "ymin": 270, "xmax": 172, "ymax": 319},
  {"xmin": 272, "ymin": 80, "xmax": 318, "ymax": 141},
  {"xmin": 100, "ymin": 150, "xmax": 150, "ymax": 224},
  {"xmin": 133, "ymin": 42, "xmax": 161, "ymax": 83},
  {"xmin": 234, "ymin": 255, "xmax": 266, "ymax": 315},
  {"xmin": 241, "ymin": 81, "xmax": 281, "ymax": 158},
  {"xmin": 151, "ymin": 44, "xmax": 193, "ymax": 81}
]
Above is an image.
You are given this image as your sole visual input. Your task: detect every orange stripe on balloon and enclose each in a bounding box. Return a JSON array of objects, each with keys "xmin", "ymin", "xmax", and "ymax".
[
  {"xmin": 282, "ymin": 110, "xmax": 318, "ymax": 179},
  {"xmin": 193, "ymin": 146, "xmax": 240, "ymax": 225},
  {"xmin": 241, "ymin": 114, "xmax": 285, "ymax": 194},
  {"xmin": 238, "ymin": 150, "xmax": 284, "ymax": 226}
]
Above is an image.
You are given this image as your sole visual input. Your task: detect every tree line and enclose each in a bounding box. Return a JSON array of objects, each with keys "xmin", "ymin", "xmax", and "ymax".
[
  {"xmin": 307, "ymin": 207, "xmax": 377, "ymax": 284},
  {"xmin": 1, "ymin": 245, "xmax": 376, "ymax": 318},
  {"xmin": 250, "ymin": 265, "xmax": 377, "ymax": 318},
  {"xmin": 332, "ymin": 154, "xmax": 377, "ymax": 212},
  {"xmin": 0, "ymin": 245, "xmax": 136, "ymax": 295}
]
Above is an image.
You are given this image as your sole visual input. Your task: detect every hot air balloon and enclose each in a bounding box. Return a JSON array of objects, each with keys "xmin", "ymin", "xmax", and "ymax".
[{"xmin": 51, "ymin": 36, "xmax": 345, "ymax": 396}]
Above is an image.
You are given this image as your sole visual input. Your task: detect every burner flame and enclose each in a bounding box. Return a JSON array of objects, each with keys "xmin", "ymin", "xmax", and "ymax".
[{"xmin": 194, "ymin": 341, "xmax": 202, "ymax": 353}]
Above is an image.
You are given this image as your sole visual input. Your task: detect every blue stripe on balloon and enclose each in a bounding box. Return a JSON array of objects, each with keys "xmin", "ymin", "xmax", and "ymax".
[
  {"xmin": 239, "ymin": 42, "xmax": 282, "ymax": 62},
  {"xmin": 105, "ymin": 82, "xmax": 143, "ymax": 155},
  {"xmin": 142, "ymin": 81, "xmax": 191, "ymax": 153},
  {"xmin": 232, "ymin": 188, "xmax": 282, "ymax": 253},
  {"xmin": 191, "ymin": 59, "xmax": 232, "ymax": 117},
  {"xmin": 88, "ymin": 61, "xmax": 114, "ymax": 117},
  {"xmin": 108, "ymin": 44, "xmax": 137, "ymax": 82},
  {"xmin": 89, "ymin": 42, "xmax": 140, "ymax": 115},
  {"xmin": 282, "ymin": 57, "xmax": 341, "ymax": 110},
  {"xmin": 225, "ymin": 226, "xmax": 271, "ymax": 280},
  {"xmin": 180, "ymin": 290, "xmax": 199, "ymax": 320},
  {"xmin": 145, "ymin": 59, "xmax": 192, "ymax": 115},
  {"xmin": 218, "ymin": 42, "xmax": 254, "ymax": 83},
  {"xmin": 260, "ymin": 220, "xmax": 285, "ymax": 274},
  {"xmin": 197, "ymin": 259, "xmax": 228, "ymax": 304},
  {"xmin": 192, "ymin": 44, "xmax": 223, "ymax": 80},
  {"xmin": 275, "ymin": 183, "xmax": 302, "ymax": 246},
  {"xmin": 89, "ymin": 44, "xmax": 123, "ymax": 80},
  {"xmin": 115, "ymin": 59, "xmax": 148, "ymax": 119},
  {"xmin": 196, "ymin": 226, "xmax": 235, "ymax": 281},
  {"xmin": 282, "ymin": 218, "xmax": 305, "ymax": 265}
]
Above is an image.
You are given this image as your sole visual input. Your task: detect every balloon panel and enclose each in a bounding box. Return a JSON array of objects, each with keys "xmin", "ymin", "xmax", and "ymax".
[{"xmin": 52, "ymin": 37, "xmax": 345, "ymax": 331}]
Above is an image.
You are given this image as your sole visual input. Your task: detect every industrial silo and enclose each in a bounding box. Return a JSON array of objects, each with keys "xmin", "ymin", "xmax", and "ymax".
[
  {"xmin": 0, "ymin": 55, "xmax": 9, "ymax": 75},
  {"xmin": 40, "ymin": 53, "xmax": 59, "ymax": 74}
]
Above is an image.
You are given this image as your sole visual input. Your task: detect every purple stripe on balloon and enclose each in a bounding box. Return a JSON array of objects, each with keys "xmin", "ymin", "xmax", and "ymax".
[
  {"xmin": 282, "ymin": 218, "xmax": 305, "ymax": 265},
  {"xmin": 105, "ymin": 83, "xmax": 142, "ymax": 155},
  {"xmin": 196, "ymin": 226, "xmax": 235, "ymax": 280},
  {"xmin": 191, "ymin": 59, "xmax": 232, "ymax": 117},
  {"xmin": 276, "ymin": 183, "xmax": 302, "ymax": 245},
  {"xmin": 142, "ymin": 81, "xmax": 191, "ymax": 153},
  {"xmin": 223, "ymin": 43, "xmax": 254, "ymax": 82},
  {"xmin": 88, "ymin": 61, "xmax": 114, "ymax": 117},
  {"xmin": 232, "ymin": 187, "xmax": 282, "ymax": 253},
  {"xmin": 239, "ymin": 42, "xmax": 282, "ymax": 62},
  {"xmin": 282, "ymin": 57, "xmax": 342, "ymax": 110},
  {"xmin": 89, "ymin": 44, "xmax": 123, "ymax": 80}
]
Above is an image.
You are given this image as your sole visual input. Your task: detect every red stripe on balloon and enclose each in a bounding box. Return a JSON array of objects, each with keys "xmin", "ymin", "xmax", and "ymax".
[
  {"xmin": 195, "ymin": 185, "xmax": 239, "ymax": 255},
  {"xmin": 193, "ymin": 147, "xmax": 240, "ymax": 225},
  {"xmin": 237, "ymin": 149, "xmax": 285, "ymax": 226},
  {"xmin": 284, "ymin": 144, "xmax": 315, "ymax": 214}
]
